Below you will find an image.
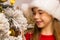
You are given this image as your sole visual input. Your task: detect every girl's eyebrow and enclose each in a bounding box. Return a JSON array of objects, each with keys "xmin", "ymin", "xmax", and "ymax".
[{"xmin": 38, "ymin": 10, "xmax": 42, "ymax": 11}]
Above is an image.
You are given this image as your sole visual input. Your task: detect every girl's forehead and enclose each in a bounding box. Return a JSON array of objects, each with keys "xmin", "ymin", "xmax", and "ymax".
[
  {"xmin": 31, "ymin": 7, "xmax": 40, "ymax": 11},
  {"xmin": 31, "ymin": 7, "xmax": 38, "ymax": 10},
  {"xmin": 31, "ymin": 7, "xmax": 49, "ymax": 14},
  {"xmin": 31, "ymin": 7, "xmax": 43, "ymax": 12}
]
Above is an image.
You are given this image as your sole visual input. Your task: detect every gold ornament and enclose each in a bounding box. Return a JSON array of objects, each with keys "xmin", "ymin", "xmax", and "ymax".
[
  {"xmin": 10, "ymin": 28, "xmax": 15, "ymax": 36},
  {"xmin": 0, "ymin": 5, "xmax": 2, "ymax": 12},
  {"xmin": 0, "ymin": 0, "xmax": 7, "ymax": 3},
  {"xmin": 10, "ymin": 0, "xmax": 15, "ymax": 6}
]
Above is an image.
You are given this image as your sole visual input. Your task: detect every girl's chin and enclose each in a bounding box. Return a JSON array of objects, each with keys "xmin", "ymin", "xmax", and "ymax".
[{"xmin": 37, "ymin": 24, "xmax": 45, "ymax": 28}]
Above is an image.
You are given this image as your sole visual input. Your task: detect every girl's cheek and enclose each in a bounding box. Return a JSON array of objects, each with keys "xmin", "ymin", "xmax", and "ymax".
[{"xmin": 41, "ymin": 15, "xmax": 52, "ymax": 23}]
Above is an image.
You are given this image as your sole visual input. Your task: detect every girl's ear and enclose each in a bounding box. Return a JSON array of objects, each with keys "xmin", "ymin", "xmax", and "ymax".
[{"xmin": 49, "ymin": 14, "xmax": 54, "ymax": 21}]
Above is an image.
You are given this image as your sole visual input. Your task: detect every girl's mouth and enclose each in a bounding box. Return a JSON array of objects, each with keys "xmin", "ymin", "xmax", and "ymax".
[{"xmin": 36, "ymin": 21, "xmax": 43, "ymax": 25}]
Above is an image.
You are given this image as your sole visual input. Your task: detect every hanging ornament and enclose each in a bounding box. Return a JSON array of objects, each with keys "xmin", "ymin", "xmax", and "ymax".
[
  {"xmin": 0, "ymin": 5, "xmax": 2, "ymax": 12},
  {"xmin": 0, "ymin": 0, "xmax": 7, "ymax": 3},
  {"xmin": 10, "ymin": 0, "xmax": 15, "ymax": 6}
]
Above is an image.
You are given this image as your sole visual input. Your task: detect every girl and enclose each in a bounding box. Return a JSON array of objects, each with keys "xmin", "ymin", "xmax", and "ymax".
[{"xmin": 25, "ymin": 0, "xmax": 60, "ymax": 40}]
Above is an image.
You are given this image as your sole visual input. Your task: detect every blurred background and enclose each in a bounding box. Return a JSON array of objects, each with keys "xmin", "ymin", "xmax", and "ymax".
[{"xmin": 6, "ymin": 0, "xmax": 32, "ymax": 8}]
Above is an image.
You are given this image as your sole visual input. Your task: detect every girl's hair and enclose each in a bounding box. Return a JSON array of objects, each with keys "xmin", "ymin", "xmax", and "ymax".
[{"xmin": 32, "ymin": 24, "xmax": 42, "ymax": 40}]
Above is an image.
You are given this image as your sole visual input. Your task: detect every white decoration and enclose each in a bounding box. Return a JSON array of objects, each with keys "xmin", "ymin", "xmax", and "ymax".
[
  {"xmin": 0, "ymin": 13, "xmax": 9, "ymax": 33},
  {"xmin": 0, "ymin": 7, "xmax": 28, "ymax": 40}
]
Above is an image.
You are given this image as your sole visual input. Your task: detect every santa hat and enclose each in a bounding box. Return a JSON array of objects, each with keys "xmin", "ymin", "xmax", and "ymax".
[{"xmin": 30, "ymin": 0, "xmax": 60, "ymax": 21}]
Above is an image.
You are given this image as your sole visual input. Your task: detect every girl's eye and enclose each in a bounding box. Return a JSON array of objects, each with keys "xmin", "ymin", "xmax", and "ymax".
[
  {"xmin": 38, "ymin": 10, "xmax": 43, "ymax": 15},
  {"xmin": 39, "ymin": 13, "xmax": 42, "ymax": 15}
]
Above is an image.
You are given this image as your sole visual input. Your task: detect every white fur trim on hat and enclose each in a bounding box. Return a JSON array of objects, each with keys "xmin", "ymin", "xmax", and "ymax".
[
  {"xmin": 30, "ymin": 0, "xmax": 60, "ymax": 20},
  {"xmin": 54, "ymin": 5, "xmax": 60, "ymax": 20}
]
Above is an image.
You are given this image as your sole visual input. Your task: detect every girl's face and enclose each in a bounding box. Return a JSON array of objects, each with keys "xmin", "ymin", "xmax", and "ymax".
[{"xmin": 32, "ymin": 7, "xmax": 53, "ymax": 28}]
